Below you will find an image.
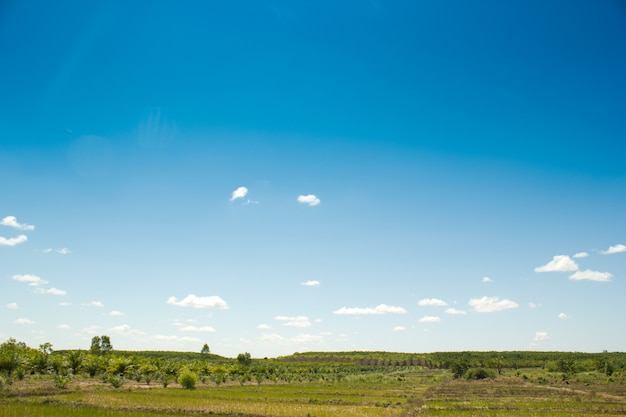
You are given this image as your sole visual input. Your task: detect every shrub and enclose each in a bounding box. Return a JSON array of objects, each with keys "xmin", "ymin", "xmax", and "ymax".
[
  {"xmin": 53, "ymin": 374, "xmax": 72, "ymax": 389},
  {"xmin": 107, "ymin": 373, "xmax": 125, "ymax": 388},
  {"xmin": 464, "ymin": 368, "xmax": 494, "ymax": 380},
  {"xmin": 179, "ymin": 369, "xmax": 197, "ymax": 390}
]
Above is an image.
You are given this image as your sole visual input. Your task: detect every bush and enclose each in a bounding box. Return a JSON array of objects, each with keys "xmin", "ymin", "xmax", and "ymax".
[
  {"xmin": 107, "ymin": 373, "xmax": 125, "ymax": 388},
  {"xmin": 53, "ymin": 374, "xmax": 72, "ymax": 389},
  {"xmin": 464, "ymin": 368, "xmax": 494, "ymax": 380},
  {"xmin": 179, "ymin": 369, "xmax": 197, "ymax": 389}
]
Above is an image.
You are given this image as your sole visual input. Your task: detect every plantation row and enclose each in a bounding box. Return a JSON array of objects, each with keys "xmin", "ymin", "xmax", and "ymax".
[{"xmin": 1, "ymin": 337, "xmax": 625, "ymax": 391}]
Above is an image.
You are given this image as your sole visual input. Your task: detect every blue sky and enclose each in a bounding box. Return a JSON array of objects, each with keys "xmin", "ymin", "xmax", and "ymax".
[{"xmin": 1, "ymin": 0, "xmax": 625, "ymax": 357}]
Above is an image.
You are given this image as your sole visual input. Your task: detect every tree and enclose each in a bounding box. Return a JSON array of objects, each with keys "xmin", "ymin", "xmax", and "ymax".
[
  {"xmin": 237, "ymin": 352, "xmax": 252, "ymax": 366},
  {"xmin": 201, "ymin": 343, "xmax": 210, "ymax": 355},
  {"xmin": 90, "ymin": 335, "xmax": 113, "ymax": 355}
]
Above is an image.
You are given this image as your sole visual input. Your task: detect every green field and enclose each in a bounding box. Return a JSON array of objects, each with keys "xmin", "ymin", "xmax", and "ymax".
[{"xmin": 2, "ymin": 341, "xmax": 625, "ymax": 416}]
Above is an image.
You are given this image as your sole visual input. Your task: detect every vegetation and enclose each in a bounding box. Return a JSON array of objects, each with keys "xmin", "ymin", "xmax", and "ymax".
[{"xmin": 1, "ymin": 337, "xmax": 625, "ymax": 416}]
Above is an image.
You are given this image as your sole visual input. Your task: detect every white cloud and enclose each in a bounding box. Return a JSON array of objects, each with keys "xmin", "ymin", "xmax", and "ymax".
[
  {"xmin": 569, "ymin": 269, "xmax": 613, "ymax": 282},
  {"xmin": 6, "ymin": 303, "xmax": 18, "ymax": 309},
  {"xmin": 534, "ymin": 255, "xmax": 578, "ymax": 272},
  {"xmin": 333, "ymin": 304, "xmax": 407, "ymax": 315},
  {"xmin": 108, "ymin": 324, "xmax": 144, "ymax": 335},
  {"xmin": 15, "ymin": 318, "xmax": 35, "ymax": 325},
  {"xmin": 257, "ymin": 324, "xmax": 271, "ymax": 329},
  {"xmin": 1, "ymin": 216, "xmax": 35, "ymax": 231},
  {"xmin": 418, "ymin": 298, "xmax": 447, "ymax": 307},
  {"xmin": 180, "ymin": 325, "xmax": 215, "ymax": 332},
  {"xmin": 275, "ymin": 315, "xmax": 312, "ymax": 328},
  {"xmin": 558, "ymin": 312, "xmax": 570, "ymax": 319},
  {"xmin": 300, "ymin": 280, "xmax": 320, "ymax": 287},
  {"xmin": 393, "ymin": 326, "xmax": 406, "ymax": 331},
  {"xmin": 57, "ymin": 324, "xmax": 70, "ymax": 329},
  {"xmin": 230, "ymin": 186, "xmax": 248, "ymax": 201},
  {"xmin": 110, "ymin": 310, "xmax": 124, "ymax": 316},
  {"xmin": 444, "ymin": 308, "xmax": 467, "ymax": 315},
  {"xmin": 42, "ymin": 247, "xmax": 72, "ymax": 254},
  {"xmin": 534, "ymin": 331, "xmax": 549, "ymax": 342},
  {"xmin": 83, "ymin": 301, "xmax": 104, "ymax": 307},
  {"xmin": 35, "ymin": 287, "xmax": 67, "ymax": 295},
  {"xmin": 419, "ymin": 316, "xmax": 441, "ymax": 323},
  {"xmin": 469, "ymin": 296, "xmax": 519, "ymax": 313},
  {"xmin": 152, "ymin": 335, "xmax": 201, "ymax": 343},
  {"xmin": 573, "ymin": 252, "xmax": 588, "ymax": 258},
  {"xmin": 12, "ymin": 274, "xmax": 47, "ymax": 286},
  {"xmin": 0, "ymin": 235, "xmax": 28, "ymax": 246},
  {"xmin": 601, "ymin": 244, "xmax": 626, "ymax": 255},
  {"xmin": 529, "ymin": 302, "xmax": 540, "ymax": 309},
  {"xmin": 297, "ymin": 194, "xmax": 320, "ymax": 206},
  {"xmin": 482, "ymin": 277, "xmax": 493, "ymax": 283},
  {"xmin": 167, "ymin": 294, "xmax": 229, "ymax": 309},
  {"xmin": 82, "ymin": 325, "xmax": 103, "ymax": 334}
]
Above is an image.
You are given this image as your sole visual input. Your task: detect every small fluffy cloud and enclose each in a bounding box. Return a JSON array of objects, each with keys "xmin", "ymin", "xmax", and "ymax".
[
  {"xmin": 529, "ymin": 302, "xmax": 540, "ymax": 309},
  {"xmin": 333, "ymin": 304, "xmax": 407, "ymax": 315},
  {"xmin": 57, "ymin": 324, "xmax": 70, "ymax": 329},
  {"xmin": 418, "ymin": 298, "xmax": 447, "ymax": 307},
  {"xmin": 12, "ymin": 274, "xmax": 47, "ymax": 286},
  {"xmin": 444, "ymin": 308, "xmax": 467, "ymax": 315},
  {"xmin": 393, "ymin": 326, "xmax": 406, "ymax": 331},
  {"xmin": 601, "ymin": 244, "xmax": 626, "ymax": 255},
  {"xmin": 275, "ymin": 315, "xmax": 312, "ymax": 328},
  {"xmin": 110, "ymin": 310, "xmax": 124, "ymax": 316},
  {"xmin": 15, "ymin": 318, "xmax": 35, "ymax": 325},
  {"xmin": 469, "ymin": 296, "xmax": 519, "ymax": 313},
  {"xmin": 419, "ymin": 316, "xmax": 441, "ymax": 323},
  {"xmin": 82, "ymin": 325, "xmax": 103, "ymax": 334},
  {"xmin": 534, "ymin": 255, "xmax": 578, "ymax": 272},
  {"xmin": 297, "ymin": 194, "xmax": 320, "ymax": 206},
  {"xmin": 167, "ymin": 294, "xmax": 229, "ymax": 309},
  {"xmin": 1, "ymin": 216, "xmax": 34, "ymax": 231},
  {"xmin": 36, "ymin": 287, "xmax": 66, "ymax": 295},
  {"xmin": 573, "ymin": 252, "xmax": 588, "ymax": 258},
  {"xmin": 257, "ymin": 324, "xmax": 271, "ymax": 329},
  {"xmin": 482, "ymin": 277, "xmax": 493, "ymax": 283},
  {"xmin": 558, "ymin": 312, "xmax": 570, "ymax": 319},
  {"xmin": 230, "ymin": 186, "xmax": 248, "ymax": 201},
  {"xmin": 6, "ymin": 303, "xmax": 18, "ymax": 309},
  {"xmin": 83, "ymin": 301, "xmax": 104, "ymax": 307},
  {"xmin": 534, "ymin": 331, "xmax": 549, "ymax": 342},
  {"xmin": 0, "ymin": 235, "xmax": 28, "ymax": 246},
  {"xmin": 569, "ymin": 269, "xmax": 613, "ymax": 282},
  {"xmin": 108, "ymin": 324, "xmax": 144, "ymax": 335},
  {"xmin": 180, "ymin": 325, "xmax": 215, "ymax": 332},
  {"xmin": 42, "ymin": 248, "xmax": 71, "ymax": 254},
  {"xmin": 300, "ymin": 280, "xmax": 320, "ymax": 287}
]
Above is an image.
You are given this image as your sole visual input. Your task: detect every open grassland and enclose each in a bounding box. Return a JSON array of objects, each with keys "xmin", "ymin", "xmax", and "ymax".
[{"xmin": 2, "ymin": 369, "xmax": 626, "ymax": 417}]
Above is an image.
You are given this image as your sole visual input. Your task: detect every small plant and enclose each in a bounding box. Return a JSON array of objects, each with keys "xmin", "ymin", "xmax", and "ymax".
[
  {"xmin": 53, "ymin": 374, "xmax": 72, "ymax": 389},
  {"xmin": 178, "ymin": 369, "xmax": 197, "ymax": 390},
  {"xmin": 159, "ymin": 372, "xmax": 174, "ymax": 388},
  {"xmin": 107, "ymin": 373, "xmax": 125, "ymax": 388}
]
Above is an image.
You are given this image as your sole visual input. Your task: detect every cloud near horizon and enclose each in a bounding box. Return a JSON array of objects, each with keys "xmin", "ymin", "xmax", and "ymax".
[
  {"xmin": 419, "ymin": 316, "xmax": 441, "ymax": 323},
  {"xmin": 35, "ymin": 287, "xmax": 67, "ymax": 295},
  {"xmin": 569, "ymin": 269, "xmax": 613, "ymax": 282},
  {"xmin": 1, "ymin": 216, "xmax": 35, "ymax": 230},
  {"xmin": 418, "ymin": 298, "xmax": 447, "ymax": 307},
  {"xmin": 300, "ymin": 280, "xmax": 320, "ymax": 287},
  {"xmin": 0, "ymin": 234, "xmax": 28, "ymax": 246},
  {"xmin": 534, "ymin": 255, "xmax": 578, "ymax": 272},
  {"xmin": 333, "ymin": 304, "xmax": 407, "ymax": 315},
  {"xmin": 445, "ymin": 308, "xmax": 467, "ymax": 315},
  {"xmin": 12, "ymin": 274, "xmax": 47, "ymax": 286},
  {"xmin": 167, "ymin": 294, "xmax": 229, "ymax": 309},
  {"xmin": 601, "ymin": 244, "xmax": 626, "ymax": 255},
  {"xmin": 275, "ymin": 315, "xmax": 312, "ymax": 327},
  {"xmin": 469, "ymin": 296, "xmax": 519, "ymax": 313},
  {"xmin": 297, "ymin": 194, "xmax": 320, "ymax": 206},
  {"xmin": 180, "ymin": 325, "xmax": 216, "ymax": 332}
]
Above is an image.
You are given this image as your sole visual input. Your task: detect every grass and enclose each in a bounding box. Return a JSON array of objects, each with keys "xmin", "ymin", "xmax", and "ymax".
[{"xmin": 1, "ymin": 369, "xmax": 624, "ymax": 416}]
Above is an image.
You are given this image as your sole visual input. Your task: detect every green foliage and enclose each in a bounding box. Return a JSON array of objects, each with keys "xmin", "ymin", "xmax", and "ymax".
[
  {"xmin": 237, "ymin": 352, "xmax": 252, "ymax": 366},
  {"xmin": 201, "ymin": 343, "xmax": 210, "ymax": 354},
  {"xmin": 107, "ymin": 373, "xmax": 125, "ymax": 388},
  {"xmin": 53, "ymin": 373, "xmax": 72, "ymax": 389},
  {"xmin": 90, "ymin": 335, "xmax": 113, "ymax": 355},
  {"xmin": 464, "ymin": 368, "xmax": 495, "ymax": 380},
  {"xmin": 178, "ymin": 369, "xmax": 198, "ymax": 389}
]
